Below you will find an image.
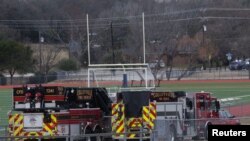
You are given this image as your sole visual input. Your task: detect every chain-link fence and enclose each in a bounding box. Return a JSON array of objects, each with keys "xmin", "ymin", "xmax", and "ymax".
[
  {"xmin": 0, "ymin": 68, "xmax": 249, "ymax": 85},
  {"xmin": 0, "ymin": 116, "xmax": 250, "ymax": 141},
  {"xmin": 154, "ymin": 117, "xmax": 250, "ymax": 141}
]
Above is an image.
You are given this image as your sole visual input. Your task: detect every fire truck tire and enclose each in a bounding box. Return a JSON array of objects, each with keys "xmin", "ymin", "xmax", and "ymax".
[
  {"xmin": 169, "ymin": 126, "xmax": 177, "ymax": 141},
  {"xmin": 192, "ymin": 136, "xmax": 200, "ymax": 140},
  {"xmin": 177, "ymin": 137, "xmax": 184, "ymax": 141},
  {"xmin": 79, "ymin": 127, "xmax": 95, "ymax": 141},
  {"xmin": 205, "ymin": 126, "xmax": 209, "ymax": 140},
  {"xmin": 205, "ymin": 123, "xmax": 212, "ymax": 140},
  {"xmin": 93, "ymin": 126, "xmax": 103, "ymax": 141}
]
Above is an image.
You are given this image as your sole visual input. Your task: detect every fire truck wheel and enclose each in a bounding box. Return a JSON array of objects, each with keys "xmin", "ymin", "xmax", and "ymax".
[
  {"xmin": 177, "ymin": 137, "xmax": 184, "ymax": 141},
  {"xmin": 169, "ymin": 126, "xmax": 177, "ymax": 141},
  {"xmin": 80, "ymin": 127, "xmax": 95, "ymax": 141},
  {"xmin": 205, "ymin": 126, "xmax": 209, "ymax": 140},
  {"xmin": 93, "ymin": 126, "xmax": 103, "ymax": 141}
]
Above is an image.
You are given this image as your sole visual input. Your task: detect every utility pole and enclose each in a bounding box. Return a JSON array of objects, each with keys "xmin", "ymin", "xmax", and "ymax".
[
  {"xmin": 39, "ymin": 31, "xmax": 42, "ymax": 73},
  {"xmin": 39, "ymin": 31, "xmax": 44, "ymax": 73},
  {"xmin": 110, "ymin": 21, "xmax": 115, "ymax": 64}
]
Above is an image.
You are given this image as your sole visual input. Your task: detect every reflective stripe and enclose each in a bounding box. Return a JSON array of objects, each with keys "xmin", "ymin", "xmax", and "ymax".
[
  {"xmin": 43, "ymin": 114, "xmax": 57, "ymax": 136},
  {"xmin": 142, "ymin": 105, "xmax": 155, "ymax": 130},
  {"xmin": 13, "ymin": 124, "xmax": 23, "ymax": 136},
  {"xmin": 10, "ymin": 113, "xmax": 58, "ymax": 138},
  {"xmin": 112, "ymin": 103, "xmax": 125, "ymax": 138},
  {"xmin": 13, "ymin": 114, "xmax": 24, "ymax": 137},
  {"xmin": 142, "ymin": 109, "xmax": 154, "ymax": 128},
  {"xmin": 43, "ymin": 123, "xmax": 53, "ymax": 135},
  {"xmin": 15, "ymin": 116, "xmax": 23, "ymax": 126},
  {"xmin": 127, "ymin": 118, "xmax": 142, "ymax": 128},
  {"xmin": 128, "ymin": 133, "xmax": 136, "ymax": 138},
  {"xmin": 150, "ymin": 103, "xmax": 157, "ymax": 120},
  {"xmin": 9, "ymin": 114, "xmax": 18, "ymax": 124}
]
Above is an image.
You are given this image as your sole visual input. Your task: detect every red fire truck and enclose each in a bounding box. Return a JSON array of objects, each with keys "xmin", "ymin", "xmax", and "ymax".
[
  {"xmin": 151, "ymin": 91, "xmax": 240, "ymax": 141},
  {"xmin": 111, "ymin": 91, "xmax": 157, "ymax": 140},
  {"xmin": 8, "ymin": 85, "xmax": 113, "ymax": 141}
]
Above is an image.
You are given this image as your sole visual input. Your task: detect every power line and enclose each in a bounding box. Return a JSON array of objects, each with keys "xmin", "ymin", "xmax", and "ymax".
[
  {"xmin": 0, "ymin": 7, "xmax": 250, "ymax": 23},
  {"xmin": 205, "ymin": 16, "xmax": 250, "ymax": 20},
  {"xmin": 1, "ymin": 9, "xmax": 250, "ymax": 30},
  {"xmin": 0, "ymin": 8, "xmax": 203, "ymax": 23},
  {"xmin": 206, "ymin": 7, "xmax": 250, "ymax": 11}
]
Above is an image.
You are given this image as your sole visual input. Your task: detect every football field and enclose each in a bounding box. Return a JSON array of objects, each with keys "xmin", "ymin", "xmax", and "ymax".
[{"xmin": 158, "ymin": 80, "xmax": 250, "ymax": 112}]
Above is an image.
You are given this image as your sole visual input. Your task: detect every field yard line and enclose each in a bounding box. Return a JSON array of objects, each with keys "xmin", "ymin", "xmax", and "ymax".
[{"xmin": 220, "ymin": 95, "xmax": 250, "ymax": 102}]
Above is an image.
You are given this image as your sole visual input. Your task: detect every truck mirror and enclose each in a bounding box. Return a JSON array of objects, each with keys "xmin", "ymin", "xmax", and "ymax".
[
  {"xmin": 216, "ymin": 101, "xmax": 220, "ymax": 111},
  {"xmin": 197, "ymin": 95, "xmax": 206, "ymax": 110},
  {"xmin": 200, "ymin": 101, "xmax": 205, "ymax": 109},
  {"xmin": 186, "ymin": 100, "xmax": 193, "ymax": 110}
]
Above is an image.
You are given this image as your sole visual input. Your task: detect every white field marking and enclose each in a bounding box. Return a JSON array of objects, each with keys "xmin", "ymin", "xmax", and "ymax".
[{"xmin": 219, "ymin": 95, "xmax": 250, "ymax": 102}]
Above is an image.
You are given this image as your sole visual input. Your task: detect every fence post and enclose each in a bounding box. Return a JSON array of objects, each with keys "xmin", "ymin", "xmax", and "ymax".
[
  {"xmin": 5, "ymin": 125, "xmax": 8, "ymax": 141},
  {"xmin": 123, "ymin": 131, "xmax": 127, "ymax": 141},
  {"xmin": 139, "ymin": 127, "xmax": 142, "ymax": 141}
]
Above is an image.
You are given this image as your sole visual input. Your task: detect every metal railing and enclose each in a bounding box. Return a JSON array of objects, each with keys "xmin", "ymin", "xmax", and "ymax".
[
  {"xmin": 0, "ymin": 128, "xmax": 154, "ymax": 141},
  {"xmin": 1, "ymin": 116, "xmax": 250, "ymax": 141},
  {"xmin": 0, "ymin": 68, "xmax": 249, "ymax": 85}
]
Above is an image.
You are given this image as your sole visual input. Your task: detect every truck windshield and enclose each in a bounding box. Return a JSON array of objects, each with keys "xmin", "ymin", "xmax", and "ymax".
[{"xmin": 210, "ymin": 99, "xmax": 217, "ymax": 111}]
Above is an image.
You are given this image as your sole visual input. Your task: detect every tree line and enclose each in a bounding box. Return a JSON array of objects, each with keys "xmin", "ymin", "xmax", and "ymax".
[{"xmin": 1, "ymin": 0, "xmax": 250, "ymax": 83}]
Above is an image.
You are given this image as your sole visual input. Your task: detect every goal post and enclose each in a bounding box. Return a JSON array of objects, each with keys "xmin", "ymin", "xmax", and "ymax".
[
  {"xmin": 87, "ymin": 64, "xmax": 155, "ymax": 89},
  {"xmin": 86, "ymin": 13, "xmax": 154, "ymax": 90}
]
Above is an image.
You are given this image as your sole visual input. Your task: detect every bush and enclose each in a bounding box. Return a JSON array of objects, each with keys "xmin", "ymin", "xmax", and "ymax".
[
  {"xmin": 28, "ymin": 71, "xmax": 57, "ymax": 84},
  {"xmin": 57, "ymin": 59, "xmax": 78, "ymax": 71},
  {"xmin": 46, "ymin": 71, "xmax": 57, "ymax": 82},
  {"xmin": 28, "ymin": 72, "xmax": 44, "ymax": 84}
]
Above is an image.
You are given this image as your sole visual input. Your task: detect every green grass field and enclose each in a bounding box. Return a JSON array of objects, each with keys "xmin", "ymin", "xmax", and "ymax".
[
  {"xmin": 157, "ymin": 81, "xmax": 250, "ymax": 108},
  {"xmin": 158, "ymin": 82, "xmax": 250, "ymax": 99},
  {"xmin": 0, "ymin": 89, "xmax": 12, "ymax": 127}
]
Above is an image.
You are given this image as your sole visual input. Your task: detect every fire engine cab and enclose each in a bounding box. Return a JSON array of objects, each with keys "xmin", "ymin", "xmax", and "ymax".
[
  {"xmin": 9, "ymin": 85, "xmax": 112, "ymax": 141},
  {"xmin": 151, "ymin": 91, "xmax": 240, "ymax": 141}
]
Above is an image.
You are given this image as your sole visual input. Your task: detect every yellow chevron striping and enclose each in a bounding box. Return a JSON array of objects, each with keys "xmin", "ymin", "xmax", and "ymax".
[
  {"xmin": 149, "ymin": 103, "xmax": 157, "ymax": 119},
  {"xmin": 112, "ymin": 104, "xmax": 119, "ymax": 115},
  {"xmin": 142, "ymin": 114, "xmax": 150, "ymax": 122},
  {"xmin": 9, "ymin": 114, "xmax": 18, "ymax": 124},
  {"xmin": 128, "ymin": 134, "xmax": 136, "ymax": 138},
  {"xmin": 143, "ymin": 106, "xmax": 149, "ymax": 113},
  {"xmin": 51, "ymin": 114, "xmax": 57, "ymax": 123},
  {"xmin": 142, "ymin": 113, "xmax": 154, "ymax": 129},
  {"xmin": 15, "ymin": 115, "xmax": 23, "ymax": 125},
  {"xmin": 143, "ymin": 106, "xmax": 156, "ymax": 121},
  {"xmin": 14, "ymin": 123, "xmax": 23, "ymax": 136},
  {"xmin": 149, "ymin": 113, "xmax": 155, "ymax": 120},
  {"xmin": 112, "ymin": 103, "xmax": 125, "ymax": 135},
  {"xmin": 148, "ymin": 120, "xmax": 154, "ymax": 127},
  {"xmin": 43, "ymin": 124, "xmax": 53, "ymax": 135},
  {"xmin": 116, "ymin": 123, "xmax": 124, "ymax": 133},
  {"xmin": 28, "ymin": 132, "xmax": 39, "ymax": 136}
]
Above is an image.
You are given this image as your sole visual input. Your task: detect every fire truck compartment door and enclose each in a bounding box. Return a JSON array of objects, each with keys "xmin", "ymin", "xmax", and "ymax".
[
  {"xmin": 23, "ymin": 113, "xmax": 43, "ymax": 131},
  {"xmin": 57, "ymin": 124, "xmax": 69, "ymax": 135}
]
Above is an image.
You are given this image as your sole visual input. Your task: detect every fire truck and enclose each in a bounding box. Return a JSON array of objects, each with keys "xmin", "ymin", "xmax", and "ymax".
[
  {"xmin": 8, "ymin": 85, "xmax": 113, "ymax": 141},
  {"xmin": 111, "ymin": 91, "xmax": 156, "ymax": 140},
  {"xmin": 151, "ymin": 91, "xmax": 240, "ymax": 141}
]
